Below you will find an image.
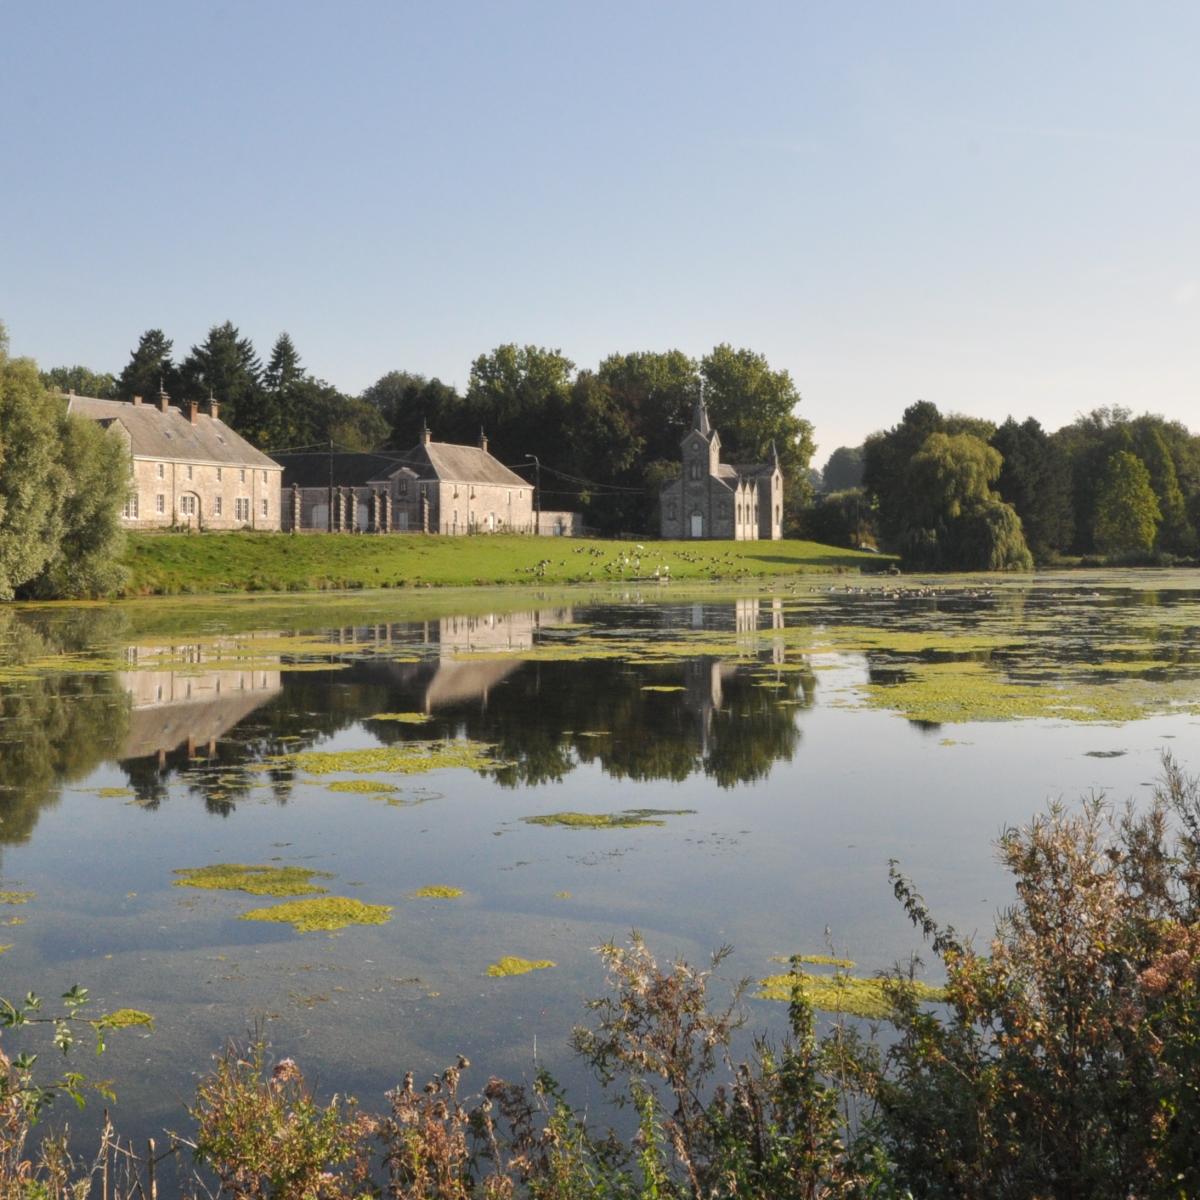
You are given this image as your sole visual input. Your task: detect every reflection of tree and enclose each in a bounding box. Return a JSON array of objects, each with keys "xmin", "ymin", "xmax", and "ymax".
[{"xmin": 0, "ymin": 614, "xmax": 130, "ymax": 848}]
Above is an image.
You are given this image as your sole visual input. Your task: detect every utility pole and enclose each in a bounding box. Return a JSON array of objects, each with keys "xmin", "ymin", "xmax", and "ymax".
[
  {"xmin": 527, "ymin": 454, "xmax": 541, "ymax": 535},
  {"xmin": 328, "ymin": 439, "xmax": 334, "ymax": 532}
]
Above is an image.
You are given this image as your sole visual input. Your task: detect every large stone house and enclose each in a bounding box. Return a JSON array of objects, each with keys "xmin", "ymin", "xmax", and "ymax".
[
  {"xmin": 659, "ymin": 399, "xmax": 784, "ymax": 540},
  {"xmin": 275, "ymin": 428, "xmax": 580, "ymax": 534},
  {"xmin": 66, "ymin": 391, "xmax": 283, "ymax": 530}
]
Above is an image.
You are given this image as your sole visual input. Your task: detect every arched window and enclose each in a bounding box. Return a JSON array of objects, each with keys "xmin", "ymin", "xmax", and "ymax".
[{"xmin": 689, "ymin": 461, "xmax": 702, "ymax": 480}]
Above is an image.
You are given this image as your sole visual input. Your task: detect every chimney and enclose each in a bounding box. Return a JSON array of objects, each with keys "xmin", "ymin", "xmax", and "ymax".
[
  {"xmin": 208, "ymin": 396, "xmax": 220, "ymax": 422},
  {"xmin": 158, "ymin": 388, "xmax": 170, "ymax": 413},
  {"xmin": 188, "ymin": 400, "xmax": 199, "ymax": 425},
  {"xmin": 133, "ymin": 394, "xmax": 143, "ymax": 406},
  {"xmin": 480, "ymin": 428, "xmax": 488, "ymax": 453},
  {"xmin": 420, "ymin": 422, "xmax": 432, "ymax": 446}
]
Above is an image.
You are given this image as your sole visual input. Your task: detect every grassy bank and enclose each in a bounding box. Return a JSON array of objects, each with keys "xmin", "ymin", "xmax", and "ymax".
[{"xmin": 121, "ymin": 531, "xmax": 889, "ymax": 595}]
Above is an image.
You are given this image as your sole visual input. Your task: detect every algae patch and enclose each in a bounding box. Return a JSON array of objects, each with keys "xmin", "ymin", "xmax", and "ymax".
[
  {"xmin": 280, "ymin": 741, "xmax": 505, "ymax": 776},
  {"xmin": 0, "ymin": 891, "xmax": 34, "ymax": 906},
  {"xmin": 173, "ymin": 864, "xmax": 333, "ymax": 897},
  {"xmin": 486, "ymin": 956, "xmax": 556, "ymax": 977},
  {"xmin": 366, "ymin": 712, "xmax": 432, "ymax": 724},
  {"xmin": 522, "ymin": 808, "xmax": 694, "ymax": 830},
  {"xmin": 409, "ymin": 885, "xmax": 463, "ymax": 899},
  {"xmin": 757, "ymin": 968, "xmax": 943, "ymax": 1019},
  {"xmin": 240, "ymin": 896, "xmax": 393, "ymax": 932},
  {"xmin": 94, "ymin": 1008, "xmax": 154, "ymax": 1031},
  {"xmin": 325, "ymin": 779, "xmax": 401, "ymax": 794}
]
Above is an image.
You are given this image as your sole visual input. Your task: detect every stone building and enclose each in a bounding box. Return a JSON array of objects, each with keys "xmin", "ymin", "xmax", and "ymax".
[
  {"xmin": 659, "ymin": 398, "xmax": 784, "ymax": 540},
  {"xmin": 66, "ymin": 391, "xmax": 283, "ymax": 530},
  {"xmin": 275, "ymin": 428, "xmax": 580, "ymax": 534}
]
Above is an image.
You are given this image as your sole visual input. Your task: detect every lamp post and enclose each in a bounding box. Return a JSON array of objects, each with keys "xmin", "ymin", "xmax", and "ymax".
[{"xmin": 526, "ymin": 454, "xmax": 541, "ymax": 535}]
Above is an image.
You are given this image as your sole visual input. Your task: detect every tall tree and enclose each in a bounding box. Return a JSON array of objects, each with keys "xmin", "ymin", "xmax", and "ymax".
[
  {"xmin": 1094, "ymin": 451, "xmax": 1161, "ymax": 558},
  {"xmin": 116, "ymin": 329, "xmax": 178, "ymax": 403},
  {"xmin": 367, "ymin": 372, "xmax": 466, "ymax": 449},
  {"xmin": 1130, "ymin": 420, "xmax": 1194, "ymax": 554},
  {"xmin": 990, "ymin": 417, "xmax": 1074, "ymax": 562},
  {"xmin": 821, "ymin": 445, "xmax": 864, "ymax": 492},
  {"xmin": 464, "ymin": 344, "xmax": 575, "ymax": 468},
  {"xmin": 40, "ymin": 365, "xmax": 117, "ymax": 399},
  {"xmin": 700, "ymin": 344, "xmax": 816, "ymax": 529},
  {"xmin": 862, "ymin": 400, "xmax": 945, "ymax": 547},
  {"xmin": 261, "ymin": 332, "xmax": 308, "ymax": 449},
  {"xmin": 180, "ymin": 321, "xmax": 264, "ymax": 439}
]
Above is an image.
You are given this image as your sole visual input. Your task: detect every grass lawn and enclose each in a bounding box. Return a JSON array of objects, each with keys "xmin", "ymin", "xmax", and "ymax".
[{"xmin": 122, "ymin": 532, "xmax": 890, "ymax": 596}]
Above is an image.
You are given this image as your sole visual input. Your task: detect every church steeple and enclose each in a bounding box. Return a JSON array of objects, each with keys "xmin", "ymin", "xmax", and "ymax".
[{"xmin": 692, "ymin": 384, "xmax": 712, "ymax": 439}]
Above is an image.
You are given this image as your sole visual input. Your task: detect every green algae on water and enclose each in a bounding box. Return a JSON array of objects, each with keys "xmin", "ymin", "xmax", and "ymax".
[
  {"xmin": 641, "ymin": 685, "xmax": 685, "ymax": 692},
  {"xmin": 757, "ymin": 970, "xmax": 943, "ymax": 1019},
  {"xmin": 325, "ymin": 779, "xmax": 401, "ymax": 793},
  {"xmin": 173, "ymin": 864, "xmax": 333, "ymax": 897},
  {"xmin": 281, "ymin": 741, "xmax": 505, "ymax": 776},
  {"xmin": 409, "ymin": 885, "xmax": 463, "ymax": 899},
  {"xmin": 0, "ymin": 891, "xmax": 34, "ymax": 905},
  {"xmin": 522, "ymin": 808, "xmax": 694, "ymax": 830},
  {"xmin": 240, "ymin": 896, "xmax": 393, "ymax": 933},
  {"xmin": 366, "ymin": 712, "xmax": 431, "ymax": 724},
  {"xmin": 770, "ymin": 953, "xmax": 857, "ymax": 969},
  {"xmin": 486, "ymin": 956, "xmax": 556, "ymax": 977},
  {"xmin": 94, "ymin": 1008, "xmax": 154, "ymax": 1030}
]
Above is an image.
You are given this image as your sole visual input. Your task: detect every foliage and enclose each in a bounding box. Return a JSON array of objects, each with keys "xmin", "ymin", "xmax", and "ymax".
[
  {"xmin": 821, "ymin": 445, "xmax": 865, "ymax": 492},
  {"xmin": 180, "ymin": 321, "xmax": 264, "ymax": 437},
  {"xmin": 116, "ymin": 328, "xmax": 179, "ymax": 403},
  {"xmin": 40, "ymin": 364, "xmax": 117, "ymax": 399},
  {"xmin": 191, "ymin": 1041, "xmax": 373, "ymax": 1199},
  {"xmin": 1093, "ymin": 450, "xmax": 1161, "ymax": 558},
  {"xmin": 800, "ymin": 489, "xmax": 873, "ymax": 549},
  {"xmin": 990, "ymin": 416, "xmax": 1074, "ymax": 561}
]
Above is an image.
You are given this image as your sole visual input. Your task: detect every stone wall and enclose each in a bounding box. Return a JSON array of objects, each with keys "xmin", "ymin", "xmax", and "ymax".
[{"xmin": 124, "ymin": 458, "xmax": 282, "ymax": 531}]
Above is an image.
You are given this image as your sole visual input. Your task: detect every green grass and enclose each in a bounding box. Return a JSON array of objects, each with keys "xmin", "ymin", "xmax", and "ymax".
[{"xmin": 121, "ymin": 532, "xmax": 890, "ymax": 596}]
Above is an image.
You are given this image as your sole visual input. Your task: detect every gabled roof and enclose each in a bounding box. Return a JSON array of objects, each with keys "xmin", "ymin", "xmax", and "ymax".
[
  {"xmin": 406, "ymin": 441, "xmax": 529, "ymax": 487},
  {"xmin": 66, "ymin": 395, "xmax": 279, "ymax": 469},
  {"xmin": 275, "ymin": 451, "xmax": 414, "ymax": 489}
]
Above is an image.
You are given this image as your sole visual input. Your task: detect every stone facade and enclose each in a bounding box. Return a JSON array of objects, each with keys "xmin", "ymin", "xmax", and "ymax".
[
  {"xmin": 659, "ymin": 399, "xmax": 783, "ymax": 540},
  {"xmin": 276, "ymin": 430, "xmax": 580, "ymax": 535},
  {"xmin": 66, "ymin": 392, "xmax": 283, "ymax": 531}
]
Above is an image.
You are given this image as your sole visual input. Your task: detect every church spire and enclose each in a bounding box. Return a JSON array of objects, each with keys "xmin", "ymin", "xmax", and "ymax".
[{"xmin": 692, "ymin": 383, "xmax": 712, "ymax": 438}]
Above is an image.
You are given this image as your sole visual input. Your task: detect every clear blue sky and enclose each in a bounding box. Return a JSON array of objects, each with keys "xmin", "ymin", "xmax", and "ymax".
[{"xmin": 4, "ymin": 1, "xmax": 1198, "ymax": 461}]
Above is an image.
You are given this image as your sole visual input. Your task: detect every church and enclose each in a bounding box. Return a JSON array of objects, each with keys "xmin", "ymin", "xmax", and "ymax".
[{"xmin": 659, "ymin": 398, "xmax": 784, "ymax": 540}]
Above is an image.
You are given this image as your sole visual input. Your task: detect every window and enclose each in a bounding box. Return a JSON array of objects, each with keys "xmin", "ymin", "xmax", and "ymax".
[
  {"xmin": 470, "ymin": 486, "xmax": 475, "ymax": 499},
  {"xmin": 689, "ymin": 461, "xmax": 702, "ymax": 480},
  {"xmin": 236, "ymin": 498, "xmax": 250, "ymax": 521},
  {"xmin": 180, "ymin": 494, "xmax": 197, "ymax": 517},
  {"xmin": 239, "ymin": 469, "xmax": 246, "ymax": 483},
  {"xmin": 262, "ymin": 471, "xmax": 267, "ymax": 481},
  {"xmin": 736, "ymin": 504, "xmax": 742, "ymax": 522},
  {"xmin": 186, "ymin": 464, "xmax": 193, "ymax": 480},
  {"xmin": 156, "ymin": 462, "xmax": 165, "ymax": 480},
  {"xmin": 155, "ymin": 494, "xmax": 165, "ymax": 514},
  {"xmin": 216, "ymin": 467, "xmax": 222, "ymax": 481},
  {"xmin": 398, "ymin": 480, "xmax": 407, "ymax": 496},
  {"xmin": 122, "ymin": 494, "xmax": 138, "ymax": 519},
  {"xmin": 214, "ymin": 496, "xmax": 223, "ymax": 517},
  {"xmin": 261, "ymin": 498, "xmax": 268, "ymax": 517}
]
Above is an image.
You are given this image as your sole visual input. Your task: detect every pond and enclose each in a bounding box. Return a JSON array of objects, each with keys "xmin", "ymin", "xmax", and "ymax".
[{"xmin": 1, "ymin": 570, "xmax": 1198, "ymax": 1147}]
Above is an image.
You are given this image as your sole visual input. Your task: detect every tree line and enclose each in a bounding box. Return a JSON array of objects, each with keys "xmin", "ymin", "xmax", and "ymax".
[
  {"xmin": 43, "ymin": 324, "xmax": 816, "ymax": 535},
  {"xmin": 811, "ymin": 400, "xmax": 1200, "ymax": 568}
]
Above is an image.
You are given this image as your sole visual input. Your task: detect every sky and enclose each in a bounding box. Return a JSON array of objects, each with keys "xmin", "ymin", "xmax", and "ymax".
[{"xmin": 3, "ymin": 1, "xmax": 1199, "ymax": 463}]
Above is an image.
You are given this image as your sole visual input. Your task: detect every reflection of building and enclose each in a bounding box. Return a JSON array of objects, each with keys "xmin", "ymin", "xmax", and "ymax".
[
  {"xmin": 683, "ymin": 658, "xmax": 740, "ymax": 754},
  {"xmin": 118, "ymin": 655, "xmax": 281, "ymax": 763}
]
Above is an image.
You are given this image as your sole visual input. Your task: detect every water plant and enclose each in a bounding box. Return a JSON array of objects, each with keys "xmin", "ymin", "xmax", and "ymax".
[
  {"xmin": 239, "ymin": 896, "xmax": 392, "ymax": 932},
  {"xmin": 173, "ymin": 864, "xmax": 333, "ymax": 897},
  {"xmin": 0, "ymin": 891, "xmax": 33, "ymax": 905},
  {"xmin": 408, "ymin": 886, "xmax": 463, "ymax": 899},
  {"xmin": 279, "ymin": 741, "xmax": 505, "ymax": 776},
  {"xmin": 365, "ymin": 712, "xmax": 431, "ymax": 724},
  {"xmin": 486, "ymin": 956, "xmax": 556, "ymax": 977},
  {"xmin": 324, "ymin": 779, "xmax": 400, "ymax": 793},
  {"xmin": 522, "ymin": 808, "xmax": 694, "ymax": 830},
  {"xmin": 756, "ymin": 966, "xmax": 943, "ymax": 1019}
]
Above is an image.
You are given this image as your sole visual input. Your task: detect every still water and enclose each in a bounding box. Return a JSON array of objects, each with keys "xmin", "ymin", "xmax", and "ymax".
[{"xmin": 1, "ymin": 572, "xmax": 1198, "ymax": 1144}]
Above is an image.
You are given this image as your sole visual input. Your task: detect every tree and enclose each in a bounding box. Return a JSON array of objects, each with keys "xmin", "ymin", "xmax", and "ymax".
[
  {"xmin": 564, "ymin": 370, "xmax": 644, "ymax": 533},
  {"xmin": 862, "ymin": 400, "xmax": 945, "ymax": 547},
  {"xmin": 700, "ymin": 344, "xmax": 816, "ymax": 530},
  {"xmin": 1094, "ymin": 451, "xmax": 1161, "ymax": 558},
  {"xmin": 990, "ymin": 416, "xmax": 1074, "ymax": 561},
  {"xmin": 464, "ymin": 344, "xmax": 575, "ymax": 468},
  {"xmin": 116, "ymin": 329, "xmax": 178, "ymax": 403},
  {"xmin": 365, "ymin": 372, "xmax": 465, "ymax": 449},
  {"xmin": 40, "ymin": 365, "xmax": 117, "ymax": 399},
  {"xmin": 1131, "ymin": 419, "xmax": 1194, "ymax": 554},
  {"xmin": 821, "ymin": 445, "xmax": 864, "ymax": 492},
  {"xmin": 180, "ymin": 321, "xmax": 264, "ymax": 439}
]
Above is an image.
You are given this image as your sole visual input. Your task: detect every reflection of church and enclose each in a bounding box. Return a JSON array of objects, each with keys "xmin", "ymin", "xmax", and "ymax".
[{"xmin": 118, "ymin": 647, "xmax": 281, "ymax": 765}]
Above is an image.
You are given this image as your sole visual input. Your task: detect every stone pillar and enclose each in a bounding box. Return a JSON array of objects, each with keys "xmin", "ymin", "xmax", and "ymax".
[
  {"xmin": 291, "ymin": 485, "xmax": 302, "ymax": 531},
  {"xmin": 336, "ymin": 488, "xmax": 347, "ymax": 532},
  {"xmin": 371, "ymin": 489, "xmax": 381, "ymax": 533},
  {"xmin": 381, "ymin": 491, "xmax": 391, "ymax": 533}
]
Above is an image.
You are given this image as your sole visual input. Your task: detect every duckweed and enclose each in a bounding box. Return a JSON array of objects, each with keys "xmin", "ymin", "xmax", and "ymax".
[
  {"xmin": 0, "ymin": 891, "xmax": 34, "ymax": 905},
  {"xmin": 366, "ymin": 712, "xmax": 431, "ymax": 724},
  {"xmin": 770, "ymin": 953, "xmax": 857, "ymax": 969},
  {"xmin": 325, "ymin": 779, "xmax": 401, "ymax": 793},
  {"xmin": 95, "ymin": 1008, "xmax": 154, "ymax": 1030},
  {"xmin": 240, "ymin": 897, "xmax": 393, "ymax": 932},
  {"xmin": 281, "ymin": 741, "xmax": 504, "ymax": 776},
  {"xmin": 173, "ymin": 864, "xmax": 333, "ymax": 897},
  {"xmin": 92, "ymin": 787, "xmax": 135, "ymax": 799},
  {"xmin": 486, "ymin": 956, "xmax": 556, "ymax": 977},
  {"xmin": 409, "ymin": 886, "xmax": 463, "ymax": 899},
  {"xmin": 522, "ymin": 808, "xmax": 694, "ymax": 829},
  {"xmin": 641, "ymin": 685, "xmax": 685, "ymax": 693},
  {"xmin": 757, "ymin": 969, "xmax": 943, "ymax": 1018}
]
